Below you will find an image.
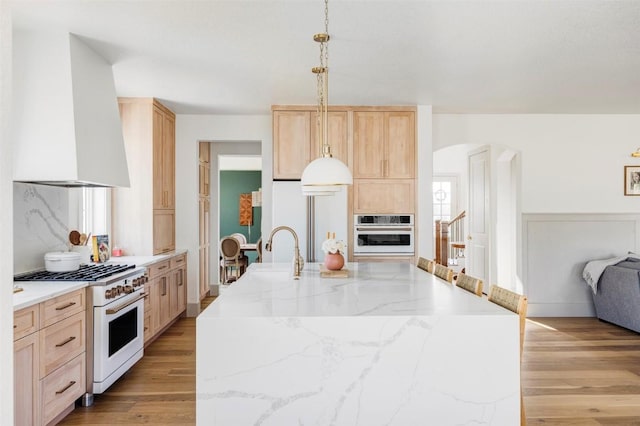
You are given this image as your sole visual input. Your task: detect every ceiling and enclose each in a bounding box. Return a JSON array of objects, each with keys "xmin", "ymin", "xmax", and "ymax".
[{"xmin": 9, "ymin": 0, "xmax": 640, "ymax": 115}]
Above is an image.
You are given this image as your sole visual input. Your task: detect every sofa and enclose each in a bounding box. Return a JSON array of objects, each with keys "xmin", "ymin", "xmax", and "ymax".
[{"xmin": 593, "ymin": 257, "xmax": 640, "ymax": 333}]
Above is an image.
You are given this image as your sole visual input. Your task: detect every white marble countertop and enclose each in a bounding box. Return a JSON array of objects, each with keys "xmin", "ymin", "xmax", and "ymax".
[
  {"xmin": 13, "ymin": 281, "xmax": 88, "ymax": 311},
  {"xmin": 202, "ymin": 262, "xmax": 513, "ymax": 318}
]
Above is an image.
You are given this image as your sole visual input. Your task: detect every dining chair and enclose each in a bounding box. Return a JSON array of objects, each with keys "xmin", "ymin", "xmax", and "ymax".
[
  {"xmin": 433, "ymin": 264, "xmax": 454, "ymax": 283},
  {"xmin": 455, "ymin": 273, "xmax": 483, "ymax": 296},
  {"xmin": 487, "ymin": 284, "xmax": 528, "ymax": 425},
  {"xmin": 230, "ymin": 232, "xmax": 247, "ymax": 245},
  {"xmin": 219, "ymin": 236, "xmax": 248, "ymax": 283},
  {"xmin": 416, "ymin": 257, "xmax": 435, "ymax": 273}
]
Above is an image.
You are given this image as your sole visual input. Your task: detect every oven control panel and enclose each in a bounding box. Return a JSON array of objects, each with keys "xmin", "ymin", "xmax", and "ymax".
[{"xmin": 92, "ymin": 268, "xmax": 147, "ymax": 306}]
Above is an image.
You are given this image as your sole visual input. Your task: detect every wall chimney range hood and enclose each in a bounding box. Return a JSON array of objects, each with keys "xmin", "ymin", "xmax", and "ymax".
[{"xmin": 12, "ymin": 32, "xmax": 130, "ymax": 188}]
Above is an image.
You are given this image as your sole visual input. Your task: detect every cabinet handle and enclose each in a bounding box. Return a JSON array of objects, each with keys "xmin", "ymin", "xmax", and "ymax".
[
  {"xmin": 106, "ymin": 293, "xmax": 146, "ymax": 315},
  {"xmin": 56, "ymin": 302, "xmax": 76, "ymax": 311},
  {"xmin": 55, "ymin": 336, "xmax": 76, "ymax": 347},
  {"xmin": 178, "ymin": 270, "xmax": 183, "ymax": 286},
  {"xmin": 13, "ymin": 325, "xmax": 17, "ymax": 329},
  {"xmin": 162, "ymin": 278, "xmax": 167, "ymax": 296},
  {"xmin": 158, "ymin": 265, "xmax": 167, "ymax": 270},
  {"xmin": 56, "ymin": 381, "xmax": 76, "ymax": 395}
]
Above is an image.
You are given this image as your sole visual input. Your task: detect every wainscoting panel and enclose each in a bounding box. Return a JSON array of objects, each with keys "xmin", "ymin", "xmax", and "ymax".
[{"xmin": 523, "ymin": 214, "xmax": 640, "ymax": 317}]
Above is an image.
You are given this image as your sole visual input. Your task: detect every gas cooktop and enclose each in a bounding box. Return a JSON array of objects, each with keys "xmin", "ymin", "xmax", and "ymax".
[{"xmin": 14, "ymin": 264, "xmax": 137, "ymax": 282}]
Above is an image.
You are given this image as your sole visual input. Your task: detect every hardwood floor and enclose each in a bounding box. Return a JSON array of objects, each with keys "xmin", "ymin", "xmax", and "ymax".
[
  {"xmin": 59, "ymin": 305, "xmax": 640, "ymax": 425},
  {"xmin": 59, "ymin": 297, "xmax": 215, "ymax": 426},
  {"xmin": 523, "ymin": 317, "xmax": 640, "ymax": 425}
]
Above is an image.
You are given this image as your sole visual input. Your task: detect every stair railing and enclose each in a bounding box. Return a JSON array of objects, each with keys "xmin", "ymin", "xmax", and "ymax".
[{"xmin": 435, "ymin": 210, "xmax": 466, "ymax": 266}]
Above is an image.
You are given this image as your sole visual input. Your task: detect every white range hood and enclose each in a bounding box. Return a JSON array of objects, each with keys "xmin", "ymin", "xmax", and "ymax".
[{"xmin": 12, "ymin": 31, "xmax": 130, "ymax": 188}]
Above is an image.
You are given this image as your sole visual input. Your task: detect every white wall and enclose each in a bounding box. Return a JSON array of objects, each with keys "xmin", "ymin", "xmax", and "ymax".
[
  {"xmin": 175, "ymin": 114, "xmax": 271, "ymax": 315},
  {"xmin": 0, "ymin": 0, "xmax": 12, "ymax": 419},
  {"xmin": 433, "ymin": 114, "xmax": 640, "ymax": 315},
  {"xmin": 433, "ymin": 114, "xmax": 640, "ymax": 213}
]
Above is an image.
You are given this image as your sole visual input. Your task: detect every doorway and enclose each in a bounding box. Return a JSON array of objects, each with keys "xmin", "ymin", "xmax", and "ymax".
[
  {"xmin": 218, "ymin": 155, "xmax": 262, "ymax": 264},
  {"xmin": 434, "ymin": 144, "xmax": 520, "ymax": 292}
]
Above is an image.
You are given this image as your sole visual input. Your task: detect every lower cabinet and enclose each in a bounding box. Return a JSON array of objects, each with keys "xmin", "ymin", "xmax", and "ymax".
[
  {"xmin": 13, "ymin": 288, "xmax": 86, "ymax": 426},
  {"xmin": 144, "ymin": 252, "xmax": 188, "ymax": 346},
  {"xmin": 14, "ymin": 332, "xmax": 40, "ymax": 425}
]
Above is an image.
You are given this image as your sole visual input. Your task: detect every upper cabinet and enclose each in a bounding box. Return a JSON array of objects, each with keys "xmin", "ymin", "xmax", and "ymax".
[
  {"xmin": 272, "ymin": 107, "xmax": 349, "ymax": 180},
  {"xmin": 273, "ymin": 110, "xmax": 311, "ymax": 180},
  {"xmin": 271, "ymin": 105, "xmax": 416, "ymax": 217},
  {"xmin": 153, "ymin": 106, "xmax": 175, "ymax": 209},
  {"xmin": 353, "ymin": 110, "xmax": 415, "ymax": 179},
  {"xmin": 113, "ymin": 98, "xmax": 176, "ymax": 255}
]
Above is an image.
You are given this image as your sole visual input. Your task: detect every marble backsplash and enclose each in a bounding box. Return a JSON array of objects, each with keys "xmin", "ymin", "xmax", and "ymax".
[{"xmin": 13, "ymin": 182, "xmax": 72, "ymax": 274}]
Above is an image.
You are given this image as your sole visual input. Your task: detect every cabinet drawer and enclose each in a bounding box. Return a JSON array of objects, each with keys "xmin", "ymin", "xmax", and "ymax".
[
  {"xmin": 170, "ymin": 253, "xmax": 187, "ymax": 269},
  {"xmin": 41, "ymin": 354, "xmax": 85, "ymax": 425},
  {"xmin": 14, "ymin": 305, "xmax": 39, "ymax": 340},
  {"xmin": 148, "ymin": 260, "xmax": 170, "ymax": 278},
  {"xmin": 40, "ymin": 311, "xmax": 86, "ymax": 378},
  {"xmin": 40, "ymin": 288, "xmax": 85, "ymax": 328}
]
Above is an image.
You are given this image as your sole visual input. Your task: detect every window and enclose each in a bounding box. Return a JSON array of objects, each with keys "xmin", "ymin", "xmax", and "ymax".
[
  {"xmin": 80, "ymin": 187, "xmax": 110, "ymax": 237},
  {"xmin": 433, "ymin": 176, "xmax": 458, "ymax": 225}
]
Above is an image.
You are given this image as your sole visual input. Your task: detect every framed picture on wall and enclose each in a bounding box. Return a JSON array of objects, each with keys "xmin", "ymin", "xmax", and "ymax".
[{"xmin": 625, "ymin": 165, "xmax": 640, "ymax": 196}]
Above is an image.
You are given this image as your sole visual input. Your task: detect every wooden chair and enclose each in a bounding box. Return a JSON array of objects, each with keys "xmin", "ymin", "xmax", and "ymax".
[
  {"xmin": 455, "ymin": 273, "xmax": 483, "ymax": 296},
  {"xmin": 487, "ymin": 284, "xmax": 528, "ymax": 426},
  {"xmin": 230, "ymin": 232, "xmax": 247, "ymax": 245},
  {"xmin": 219, "ymin": 236, "xmax": 248, "ymax": 283},
  {"xmin": 416, "ymin": 257, "xmax": 435, "ymax": 273},
  {"xmin": 433, "ymin": 264, "xmax": 454, "ymax": 283}
]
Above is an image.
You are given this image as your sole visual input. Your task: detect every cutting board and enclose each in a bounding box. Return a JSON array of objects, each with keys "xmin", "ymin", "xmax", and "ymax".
[{"xmin": 319, "ymin": 265, "xmax": 349, "ymax": 278}]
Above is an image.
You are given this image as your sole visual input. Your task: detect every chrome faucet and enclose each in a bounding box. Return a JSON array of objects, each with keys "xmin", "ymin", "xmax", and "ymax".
[{"xmin": 265, "ymin": 226, "xmax": 305, "ymax": 279}]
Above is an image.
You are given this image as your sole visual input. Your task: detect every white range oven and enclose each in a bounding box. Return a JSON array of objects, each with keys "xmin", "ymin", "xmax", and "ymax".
[{"xmin": 353, "ymin": 214, "xmax": 415, "ymax": 256}]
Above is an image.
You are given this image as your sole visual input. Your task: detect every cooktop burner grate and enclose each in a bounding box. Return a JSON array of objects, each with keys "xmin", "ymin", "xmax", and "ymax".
[{"xmin": 14, "ymin": 264, "xmax": 137, "ymax": 282}]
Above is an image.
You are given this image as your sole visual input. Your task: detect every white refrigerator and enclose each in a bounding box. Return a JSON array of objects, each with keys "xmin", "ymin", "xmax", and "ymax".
[{"xmin": 271, "ymin": 181, "xmax": 348, "ymax": 263}]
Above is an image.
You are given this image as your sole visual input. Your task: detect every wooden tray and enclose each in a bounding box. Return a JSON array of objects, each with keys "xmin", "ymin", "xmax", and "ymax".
[{"xmin": 319, "ymin": 265, "xmax": 349, "ymax": 278}]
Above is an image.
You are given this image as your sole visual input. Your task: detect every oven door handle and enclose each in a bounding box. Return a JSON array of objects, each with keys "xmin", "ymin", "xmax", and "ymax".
[
  {"xmin": 356, "ymin": 227, "xmax": 413, "ymax": 232},
  {"xmin": 106, "ymin": 293, "xmax": 146, "ymax": 315}
]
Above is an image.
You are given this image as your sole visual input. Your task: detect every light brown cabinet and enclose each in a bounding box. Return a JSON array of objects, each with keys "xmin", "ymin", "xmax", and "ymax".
[
  {"xmin": 14, "ymin": 332, "xmax": 39, "ymax": 426},
  {"xmin": 199, "ymin": 141, "xmax": 211, "ymax": 300},
  {"xmin": 144, "ymin": 253, "xmax": 188, "ymax": 346},
  {"xmin": 14, "ymin": 288, "xmax": 86, "ymax": 426},
  {"xmin": 170, "ymin": 254, "xmax": 187, "ymax": 319},
  {"xmin": 153, "ymin": 106, "xmax": 175, "ymax": 209},
  {"xmin": 114, "ymin": 98, "xmax": 176, "ymax": 256},
  {"xmin": 353, "ymin": 110, "xmax": 415, "ymax": 179},
  {"xmin": 272, "ymin": 107, "xmax": 349, "ymax": 180},
  {"xmin": 353, "ymin": 179, "xmax": 415, "ymax": 214}
]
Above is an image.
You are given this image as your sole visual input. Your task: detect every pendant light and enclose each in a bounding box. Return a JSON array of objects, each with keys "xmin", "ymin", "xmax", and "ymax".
[{"xmin": 301, "ymin": 0, "xmax": 353, "ymax": 196}]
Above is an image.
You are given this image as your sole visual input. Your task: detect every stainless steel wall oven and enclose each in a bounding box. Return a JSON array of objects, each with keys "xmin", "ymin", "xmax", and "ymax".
[{"xmin": 353, "ymin": 214, "xmax": 414, "ymax": 255}]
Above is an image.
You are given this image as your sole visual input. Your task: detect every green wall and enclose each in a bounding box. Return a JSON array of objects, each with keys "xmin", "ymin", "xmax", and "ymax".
[{"xmin": 220, "ymin": 170, "xmax": 262, "ymax": 262}]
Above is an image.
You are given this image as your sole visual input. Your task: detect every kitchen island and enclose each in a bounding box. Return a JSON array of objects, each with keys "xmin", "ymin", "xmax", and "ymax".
[{"xmin": 196, "ymin": 262, "xmax": 520, "ymax": 425}]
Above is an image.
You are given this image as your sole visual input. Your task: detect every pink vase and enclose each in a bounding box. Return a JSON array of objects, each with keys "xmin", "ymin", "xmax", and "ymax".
[{"xmin": 324, "ymin": 252, "xmax": 344, "ymax": 271}]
